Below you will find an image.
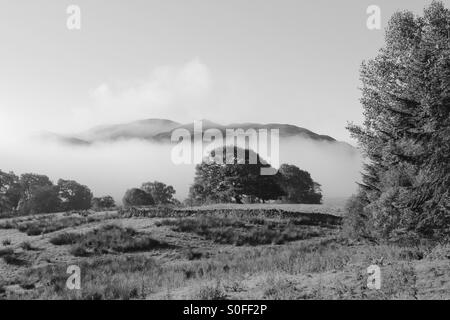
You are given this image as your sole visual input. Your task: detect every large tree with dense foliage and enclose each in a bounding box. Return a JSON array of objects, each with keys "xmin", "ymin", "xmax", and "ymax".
[
  {"xmin": 141, "ymin": 181, "xmax": 176, "ymax": 205},
  {"xmin": 19, "ymin": 185, "xmax": 61, "ymax": 215},
  {"xmin": 1, "ymin": 170, "xmax": 101, "ymax": 215},
  {"xmin": 19, "ymin": 173, "xmax": 53, "ymax": 201},
  {"xmin": 347, "ymin": 1, "xmax": 450, "ymax": 239},
  {"xmin": 92, "ymin": 196, "xmax": 116, "ymax": 210},
  {"xmin": 57, "ymin": 179, "xmax": 93, "ymax": 211},
  {"xmin": 277, "ymin": 164, "xmax": 322, "ymax": 204},
  {"xmin": 0, "ymin": 170, "xmax": 21, "ymax": 213},
  {"xmin": 122, "ymin": 188, "xmax": 155, "ymax": 207},
  {"xmin": 17, "ymin": 173, "xmax": 55, "ymax": 214},
  {"xmin": 188, "ymin": 147, "xmax": 284, "ymax": 205}
]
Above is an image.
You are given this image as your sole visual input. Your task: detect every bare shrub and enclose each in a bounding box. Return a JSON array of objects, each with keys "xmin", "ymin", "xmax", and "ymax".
[
  {"xmin": 193, "ymin": 281, "xmax": 227, "ymax": 300},
  {"xmin": 49, "ymin": 232, "xmax": 82, "ymax": 246},
  {"xmin": 261, "ymin": 276, "xmax": 300, "ymax": 300}
]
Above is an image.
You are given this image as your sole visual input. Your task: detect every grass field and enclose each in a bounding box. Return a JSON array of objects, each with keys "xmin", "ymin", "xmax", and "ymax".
[
  {"xmin": 0, "ymin": 204, "xmax": 449, "ymax": 300},
  {"xmin": 185, "ymin": 203, "xmax": 345, "ymax": 216}
]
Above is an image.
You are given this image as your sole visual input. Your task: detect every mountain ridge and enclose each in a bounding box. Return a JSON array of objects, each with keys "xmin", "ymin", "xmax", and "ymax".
[{"xmin": 41, "ymin": 118, "xmax": 346, "ymax": 146}]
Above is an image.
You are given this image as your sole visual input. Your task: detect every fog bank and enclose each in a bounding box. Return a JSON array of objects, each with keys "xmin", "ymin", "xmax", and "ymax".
[{"xmin": 0, "ymin": 137, "xmax": 363, "ymax": 204}]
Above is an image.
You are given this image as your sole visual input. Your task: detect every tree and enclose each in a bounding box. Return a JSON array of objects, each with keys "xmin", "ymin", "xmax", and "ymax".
[
  {"xmin": 19, "ymin": 185, "xmax": 61, "ymax": 215},
  {"xmin": 17, "ymin": 173, "xmax": 55, "ymax": 214},
  {"xmin": 277, "ymin": 164, "xmax": 322, "ymax": 204},
  {"xmin": 347, "ymin": 1, "xmax": 450, "ymax": 239},
  {"xmin": 141, "ymin": 181, "xmax": 176, "ymax": 205},
  {"xmin": 189, "ymin": 161, "xmax": 231, "ymax": 205},
  {"xmin": 92, "ymin": 196, "xmax": 116, "ymax": 210},
  {"xmin": 19, "ymin": 173, "xmax": 53, "ymax": 201},
  {"xmin": 2, "ymin": 170, "xmax": 100, "ymax": 215},
  {"xmin": 122, "ymin": 188, "xmax": 155, "ymax": 207},
  {"xmin": 57, "ymin": 179, "xmax": 93, "ymax": 211},
  {"xmin": 0, "ymin": 170, "xmax": 21, "ymax": 213},
  {"xmin": 188, "ymin": 147, "xmax": 284, "ymax": 205}
]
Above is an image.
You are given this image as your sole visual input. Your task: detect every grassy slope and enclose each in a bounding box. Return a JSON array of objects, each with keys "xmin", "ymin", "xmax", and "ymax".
[
  {"xmin": 186, "ymin": 203, "xmax": 345, "ymax": 216},
  {"xmin": 0, "ymin": 205, "xmax": 448, "ymax": 300}
]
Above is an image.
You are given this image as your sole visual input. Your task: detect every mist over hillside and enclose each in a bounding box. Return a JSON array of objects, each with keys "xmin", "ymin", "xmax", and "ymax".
[
  {"xmin": 42, "ymin": 118, "xmax": 339, "ymax": 145},
  {"xmin": 0, "ymin": 119, "xmax": 363, "ymax": 204}
]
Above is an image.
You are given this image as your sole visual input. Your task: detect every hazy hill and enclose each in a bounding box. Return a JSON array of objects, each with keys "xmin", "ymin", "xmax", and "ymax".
[{"xmin": 43, "ymin": 118, "xmax": 339, "ymax": 145}]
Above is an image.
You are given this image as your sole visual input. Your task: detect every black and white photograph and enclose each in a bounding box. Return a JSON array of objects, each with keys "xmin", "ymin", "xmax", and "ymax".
[{"xmin": 0, "ymin": 0, "xmax": 449, "ymax": 306}]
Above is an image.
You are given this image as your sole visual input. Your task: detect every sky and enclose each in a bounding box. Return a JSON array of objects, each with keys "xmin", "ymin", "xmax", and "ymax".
[
  {"xmin": 0, "ymin": 0, "xmax": 442, "ymax": 202},
  {"xmin": 0, "ymin": 0, "xmax": 434, "ymax": 144}
]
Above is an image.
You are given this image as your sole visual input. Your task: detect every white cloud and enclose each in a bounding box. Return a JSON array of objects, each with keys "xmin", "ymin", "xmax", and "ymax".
[{"xmin": 72, "ymin": 59, "xmax": 212, "ymax": 128}]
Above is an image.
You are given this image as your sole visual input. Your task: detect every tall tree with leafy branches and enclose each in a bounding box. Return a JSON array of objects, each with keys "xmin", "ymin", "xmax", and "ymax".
[{"xmin": 347, "ymin": 1, "xmax": 450, "ymax": 239}]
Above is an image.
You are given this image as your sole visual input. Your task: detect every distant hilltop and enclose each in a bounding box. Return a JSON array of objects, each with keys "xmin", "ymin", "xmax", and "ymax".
[{"xmin": 41, "ymin": 118, "xmax": 346, "ymax": 146}]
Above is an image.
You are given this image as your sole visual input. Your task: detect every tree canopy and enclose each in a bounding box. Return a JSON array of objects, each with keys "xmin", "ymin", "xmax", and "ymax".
[
  {"xmin": 20, "ymin": 185, "xmax": 61, "ymax": 215},
  {"xmin": 141, "ymin": 181, "xmax": 176, "ymax": 205},
  {"xmin": 188, "ymin": 147, "xmax": 321, "ymax": 205},
  {"xmin": 347, "ymin": 1, "xmax": 450, "ymax": 239},
  {"xmin": 122, "ymin": 188, "xmax": 155, "ymax": 207},
  {"xmin": 0, "ymin": 170, "xmax": 21, "ymax": 213},
  {"xmin": 57, "ymin": 179, "xmax": 93, "ymax": 211},
  {"xmin": 92, "ymin": 196, "xmax": 116, "ymax": 210},
  {"xmin": 277, "ymin": 164, "xmax": 322, "ymax": 204},
  {"xmin": 1, "ymin": 170, "xmax": 96, "ymax": 215}
]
